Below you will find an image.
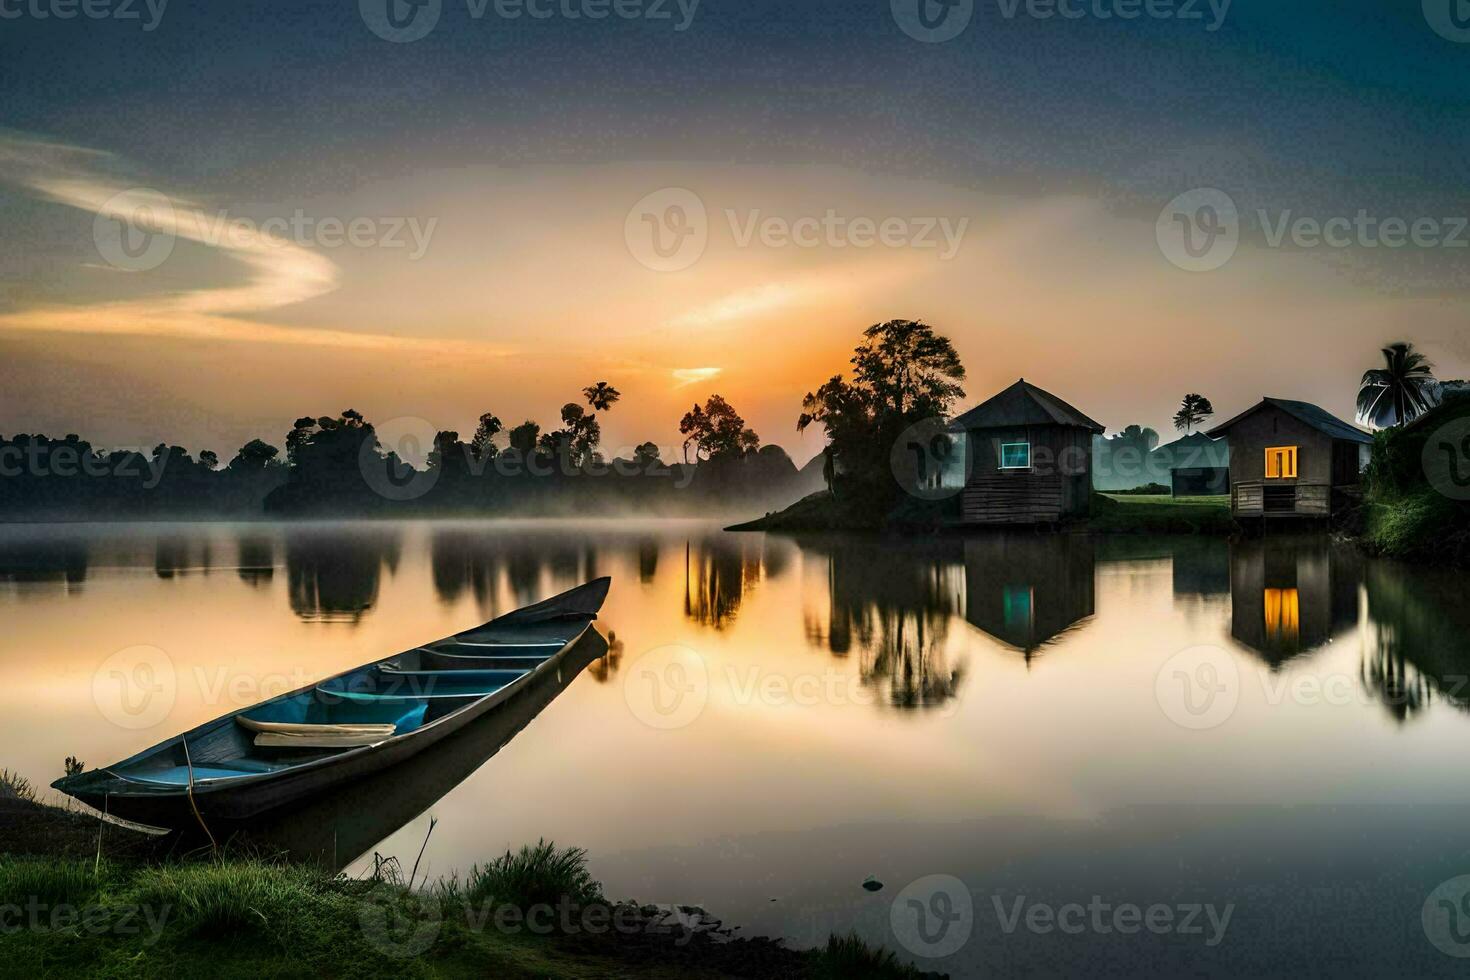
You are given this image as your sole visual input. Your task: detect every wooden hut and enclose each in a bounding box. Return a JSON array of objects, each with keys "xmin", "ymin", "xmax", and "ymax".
[
  {"xmin": 1205, "ymin": 398, "xmax": 1372, "ymax": 519},
  {"xmin": 1153, "ymin": 432, "xmax": 1230, "ymax": 497},
  {"xmin": 948, "ymin": 379, "xmax": 1105, "ymax": 525}
]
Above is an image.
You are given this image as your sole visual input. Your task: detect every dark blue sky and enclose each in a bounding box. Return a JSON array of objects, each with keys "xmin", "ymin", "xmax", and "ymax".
[{"xmin": 3, "ymin": 0, "xmax": 1467, "ymax": 215}]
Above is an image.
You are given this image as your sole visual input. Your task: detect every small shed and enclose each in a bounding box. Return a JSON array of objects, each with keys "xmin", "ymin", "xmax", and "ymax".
[
  {"xmin": 1154, "ymin": 432, "xmax": 1230, "ymax": 497},
  {"xmin": 948, "ymin": 379, "xmax": 1105, "ymax": 525},
  {"xmin": 1206, "ymin": 398, "xmax": 1372, "ymax": 518}
]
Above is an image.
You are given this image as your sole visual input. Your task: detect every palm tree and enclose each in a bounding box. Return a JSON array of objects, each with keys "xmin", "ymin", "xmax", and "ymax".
[
  {"xmin": 1173, "ymin": 393, "xmax": 1214, "ymax": 433},
  {"xmin": 582, "ymin": 381, "xmax": 622, "ymax": 413},
  {"xmin": 1357, "ymin": 342, "xmax": 1439, "ymax": 428}
]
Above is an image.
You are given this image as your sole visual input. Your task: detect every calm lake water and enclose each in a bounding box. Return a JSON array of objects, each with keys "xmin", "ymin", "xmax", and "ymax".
[{"xmin": 4, "ymin": 519, "xmax": 1470, "ymax": 976}]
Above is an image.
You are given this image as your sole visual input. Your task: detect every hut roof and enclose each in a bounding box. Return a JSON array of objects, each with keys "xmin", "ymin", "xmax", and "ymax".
[
  {"xmin": 1206, "ymin": 398, "xmax": 1372, "ymax": 444},
  {"xmin": 949, "ymin": 379, "xmax": 1105, "ymax": 433}
]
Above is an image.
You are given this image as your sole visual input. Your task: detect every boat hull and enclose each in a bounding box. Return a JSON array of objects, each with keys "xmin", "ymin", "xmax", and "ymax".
[{"xmin": 54, "ymin": 578, "xmax": 610, "ymax": 828}]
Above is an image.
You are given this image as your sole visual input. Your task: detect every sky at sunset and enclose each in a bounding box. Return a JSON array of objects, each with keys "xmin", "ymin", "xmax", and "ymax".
[{"xmin": 3, "ymin": 0, "xmax": 1469, "ymax": 464}]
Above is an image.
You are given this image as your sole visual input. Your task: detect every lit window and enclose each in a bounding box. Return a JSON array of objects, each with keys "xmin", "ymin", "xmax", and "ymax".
[
  {"xmin": 1264, "ymin": 588, "xmax": 1300, "ymax": 648},
  {"xmin": 999, "ymin": 442, "xmax": 1031, "ymax": 469},
  {"xmin": 1264, "ymin": 446, "xmax": 1297, "ymax": 478}
]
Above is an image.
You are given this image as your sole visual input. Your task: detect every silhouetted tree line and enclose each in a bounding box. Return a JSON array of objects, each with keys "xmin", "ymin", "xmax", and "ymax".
[
  {"xmin": 0, "ymin": 432, "xmax": 289, "ymax": 519},
  {"xmin": 0, "ymin": 383, "xmax": 820, "ymax": 520}
]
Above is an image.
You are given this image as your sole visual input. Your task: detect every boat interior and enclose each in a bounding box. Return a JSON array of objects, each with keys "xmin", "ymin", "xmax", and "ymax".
[{"xmin": 100, "ymin": 620, "xmax": 585, "ymax": 789}]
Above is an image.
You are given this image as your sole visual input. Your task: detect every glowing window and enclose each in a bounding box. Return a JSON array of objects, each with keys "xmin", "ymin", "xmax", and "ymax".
[
  {"xmin": 1003, "ymin": 585, "xmax": 1034, "ymax": 632},
  {"xmin": 1265, "ymin": 446, "xmax": 1297, "ymax": 479},
  {"xmin": 999, "ymin": 442, "xmax": 1031, "ymax": 469},
  {"xmin": 1264, "ymin": 588, "xmax": 1300, "ymax": 648}
]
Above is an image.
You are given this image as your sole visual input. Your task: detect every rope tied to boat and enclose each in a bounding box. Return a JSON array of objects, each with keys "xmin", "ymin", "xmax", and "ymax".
[{"xmin": 181, "ymin": 738, "xmax": 218, "ymax": 851}]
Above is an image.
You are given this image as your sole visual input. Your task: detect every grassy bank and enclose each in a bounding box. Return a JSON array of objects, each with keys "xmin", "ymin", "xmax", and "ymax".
[
  {"xmin": 1088, "ymin": 493, "xmax": 1235, "ymax": 535},
  {"xmin": 726, "ymin": 491, "xmax": 882, "ymax": 532},
  {"xmin": 0, "ymin": 781, "xmax": 932, "ymax": 980},
  {"xmin": 1357, "ymin": 398, "xmax": 1470, "ymax": 566},
  {"xmin": 731, "ymin": 489, "xmax": 1235, "ymax": 535}
]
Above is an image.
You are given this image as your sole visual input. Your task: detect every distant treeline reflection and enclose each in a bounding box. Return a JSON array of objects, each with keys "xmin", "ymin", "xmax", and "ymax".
[{"xmin": 3, "ymin": 527, "xmax": 1467, "ymax": 720}]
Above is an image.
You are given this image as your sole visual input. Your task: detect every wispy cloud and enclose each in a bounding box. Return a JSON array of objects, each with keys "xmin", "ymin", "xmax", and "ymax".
[
  {"xmin": 0, "ymin": 132, "xmax": 507, "ymax": 356},
  {"xmin": 672, "ymin": 367, "xmax": 722, "ymax": 387}
]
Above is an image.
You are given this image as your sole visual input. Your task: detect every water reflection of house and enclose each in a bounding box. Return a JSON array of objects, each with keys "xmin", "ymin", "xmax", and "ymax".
[
  {"xmin": 1228, "ymin": 537, "xmax": 1359, "ymax": 667},
  {"xmin": 962, "ymin": 534, "xmax": 1095, "ymax": 658}
]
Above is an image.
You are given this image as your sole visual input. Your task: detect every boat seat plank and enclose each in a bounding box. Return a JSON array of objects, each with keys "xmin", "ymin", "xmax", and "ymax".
[
  {"xmin": 252, "ymin": 731, "xmax": 390, "ymax": 749},
  {"xmin": 237, "ymin": 717, "xmax": 396, "ymax": 737}
]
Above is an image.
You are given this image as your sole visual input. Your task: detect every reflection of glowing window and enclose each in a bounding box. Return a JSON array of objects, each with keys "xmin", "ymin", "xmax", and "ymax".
[
  {"xmin": 1000, "ymin": 442, "xmax": 1031, "ymax": 469},
  {"xmin": 1003, "ymin": 585, "xmax": 1034, "ymax": 633},
  {"xmin": 1264, "ymin": 588, "xmax": 1300, "ymax": 647},
  {"xmin": 1264, "ymin": 446, "xmax": 1297, "ymax": 478}
]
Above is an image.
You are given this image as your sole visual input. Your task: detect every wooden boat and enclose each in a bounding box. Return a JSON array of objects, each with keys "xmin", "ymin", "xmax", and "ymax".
[
  {"xmin": 53, "ymin": 577, "xmax": 610, "ymax": 828},
  {"xmin": 211, "ymin": 632, "xmax": 609, "ymax": 861}
]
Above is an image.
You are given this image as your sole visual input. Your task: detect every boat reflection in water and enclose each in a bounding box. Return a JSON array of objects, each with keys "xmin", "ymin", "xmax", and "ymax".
[{"xmin": 212, "ymin": 630, "xmax": 609, "ymax": 867}]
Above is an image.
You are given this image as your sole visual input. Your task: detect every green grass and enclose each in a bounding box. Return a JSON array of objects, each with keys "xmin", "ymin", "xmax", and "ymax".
[
  {"xmin": 1362, "ymin": 484, "xmax": 1467, "ymax": 563},
  {"xmin": 1089, "ymin": 492, "xmax": 1234, "ymax": 534},
  {"xmin": 0, "ymin": 857, "xmax": 100, "ymax": 909},
  {"xmin": 811, "ymin": 933, "xmax": 926, "ymax": 979},
  {"xmin": 0, "ymin": 769, "xmax": 37, "ymax": 803},
  {"xmin": 0, "ymin": 836, "xmax": 934, "ymax": 980},
  {"xmin": 127, "ymin": 859, "xmax": 349, "ymax": 939},
  {"xmin": 1354, "ymin": 396, "xmax": 1470, "ymax": 566},
  {"xmin": 453, "ymin": 840, "xmax": 603, "ymax": 910}
]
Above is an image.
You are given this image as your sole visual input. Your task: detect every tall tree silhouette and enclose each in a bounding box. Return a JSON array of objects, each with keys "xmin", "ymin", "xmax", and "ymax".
[
  {"xmin": 681, "ymin": 395, "xmax": 759, "ymax": 461},
  {"xmin": 1173, "ymin": 393, "xmax": 1215, "ymax": 433},
  {"xmin": 679, "ymin": 403, "xmax": 707, "ymax": 464},
  {"xmin": 507, "ymin": 420, "xmax": 541, "ymax": 456},
  {"xmin": 582, "ymin": 381, "xmax": 622, "ymax": 413},
  {"xmin": 471, "ymin": 413, "xmax": 502, "ymax": 460},
  {"xmin": 798, "ymin": 319, "xmax": 965, "ymax": 507}
]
